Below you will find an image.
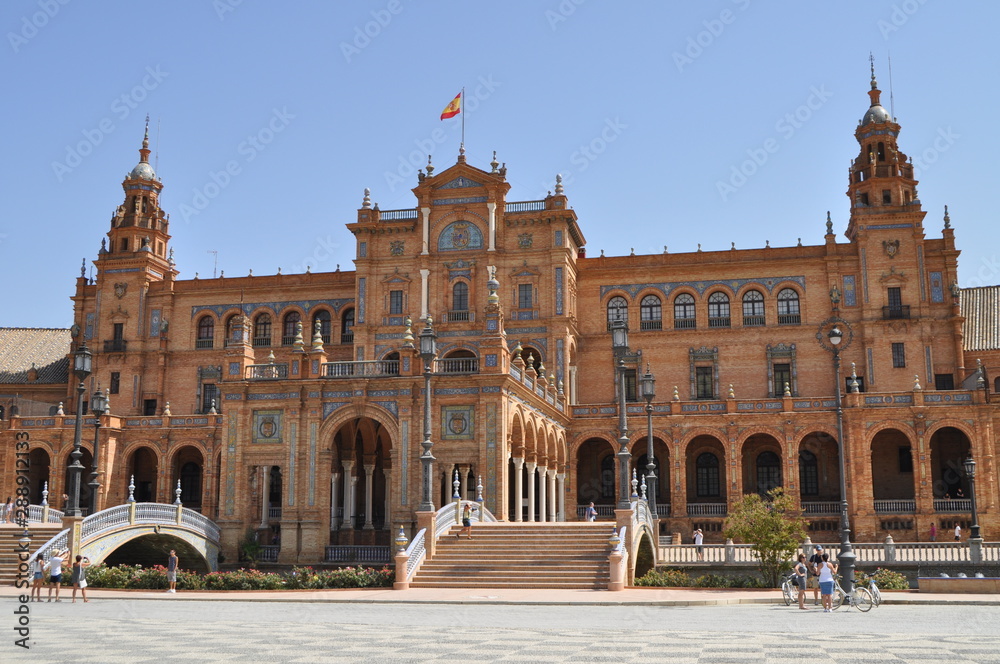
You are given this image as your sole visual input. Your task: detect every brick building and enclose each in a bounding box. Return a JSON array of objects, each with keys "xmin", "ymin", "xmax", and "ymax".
[{"xmin": 1, "ymin": 71, "xmax": 997, "ymax": 562}]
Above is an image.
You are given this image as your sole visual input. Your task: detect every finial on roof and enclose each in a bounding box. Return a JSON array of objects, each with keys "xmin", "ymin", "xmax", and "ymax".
[
  {"xmin": 99, "ymin": 238, "xmax": 107, "ymax": 254},
  {"xmin": 168, "ymin": 247, "xmax": 175, "ymax": 267},
  {"xmin": 362, "ymin": 188, "xmax": 371, "ymax": 209},
  {"xmin": 458, "ymin": 142, "xmax": 466, "ymax": 162},
  {"xmin": 554, "ymin": 173, "xmax": 564, "ymax": 195},
  {"xmin": 826, "ymin": 211, "xmax": 833, "ymax": 234},
  {"xmin": 143, "ymin": 113, "xmax": 150, "ymax": 149},
  {"xmin": 277, "ymin": 266, "xmax": 281, "ymax": 275},
  {"xmin": 797, "ymin": 238, "xmax": 802, "ymax": 246},
  {"xmin": 490, "ymin": 151, "xmax": 499, "ymax": 173},
  {"xmin": 426, "ymin": 155, "xmax": 434, "ymax": 177},
  {"xmin": 943, "ymin": 205, "xmax": 951, "ymax": 229},
  {"xmin": 766, "ymin": 240, "xmax": 771, "ymax": 248},
  {"xmin": 869, "ymin": 52, "xmax": 877, "ymax": 89},
  {"xmin": 80, "ymin": 258, "xmax": 86, "ymax": 278}
]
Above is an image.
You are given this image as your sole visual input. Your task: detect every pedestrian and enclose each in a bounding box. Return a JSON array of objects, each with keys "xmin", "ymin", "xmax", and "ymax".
[
  {"xmin": 46, "ymin": 548, "xmax": 69, "ymax": 602},
  {"xmin": 816, "ymin": 552, "xmax": 838, "ymax": 613},
  {"xmin": 929, "ymin": 522, "xmax": 937, "ymax": 542},
  {"xmin": 166, "ymin": 549, "xmax": 178, "ymax": 593},
  {"xmin": 954, "ymin": 523, "xmax": 962, "ymax": 541},
  {"xmin": 694, "ymin": 528, "xmax": 704, "ymax": 561},
  {"xmin": 808, "ymin": 544, "xmax": 824, "ymax": 605},
  {"xmin": 956, "ymin": 488, "xmax": 965, "ymax": 499},
  {"xmin": 29, "ymin": 556, "xmax": 45, "ymax": 602},
  {"xmin": 71, "ymin": 555, "xmax": 91, "ymax": 603},
  {"xmin": 458, "ymin": 501, "xmax": 476, "ymax": 539},
  {"xmin": 62, "ymin": 494, "xmax": 69, "ymax": 511},
  {"xmin": 793, "ymin": 553, "xmax": 809, "ymax": 610},
  {"xmin": 3, "ymin": 496, "xmax": 12, "ymax": 524},
  {"xmin": 585, "ymin": 502, "xmax": 598, "ymax": 522}
]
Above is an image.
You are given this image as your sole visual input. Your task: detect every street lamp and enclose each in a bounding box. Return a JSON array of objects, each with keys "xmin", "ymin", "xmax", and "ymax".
[
  {"xmin": 963, "ymin": 456, "xmax": 981, "ymax": 540},
  {"xmin": 88, "ymin": 388, "xmax": 108, "ymax": 514},
  {"xmin": 66, "ymin": 343, "xmax": 93, "ymax": 518},
  {"xmin": 640, "ymin": 364, "xmax": 657, "ymax": 517},
  {"xmin": 610, "ymin": 319, "xmax": 632, "ymax": 510},
  {"xmin": 816, "ymin": 319, "xmax": 856, "ymax": 592},
  {"xmin": 418, "ymin": 316, "xmax": 438, "ymax": 511}
]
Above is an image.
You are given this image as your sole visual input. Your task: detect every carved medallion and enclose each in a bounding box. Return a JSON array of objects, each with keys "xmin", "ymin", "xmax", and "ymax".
[
  {"xmin": 389, "ymin": 240, "xmax": 404, "ymax": 256},
  {"xmin": 518, "ymin": 232, "xmax": 533, "ymax": 249},
  {"xmin": 883, "ymin": 239, "xmax": 900, "ymax": 258},
  {"xmin": 114, "ymin": 282, "xmax": 128, "ymax": 299}
]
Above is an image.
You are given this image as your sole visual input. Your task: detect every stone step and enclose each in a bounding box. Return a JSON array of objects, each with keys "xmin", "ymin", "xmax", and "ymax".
[
  {"xmin": 0, "ymin": 526, "xmax": 65, "ymax": 586},
  {"xmin": 415, "ymin": 569, "xmax": 605, "ymax": 579},
  {"xmin": 410, "ymin": 581, "xmax": 608, "ymax": 589}
]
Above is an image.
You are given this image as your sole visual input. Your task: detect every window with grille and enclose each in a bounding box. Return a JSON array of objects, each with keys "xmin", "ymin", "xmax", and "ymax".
[
  {"xmin": 756, "ymin": 451, "xmax": 782, "ymax": 496},
  {"xmin": 891, "ymin": 342, "xmax": 906, "ymax": 368},
  {"xmin": 282, "ymin": 312, "xmax": 301, "ymax": 345},
  {"xmin": 799, "ymin": 451, "xmax": 819, "ymax": 496},
  {"xmin": 606, "ymin": 296, "xmax": 627, "ymax": 329},
  {"xmin": 742, "ymin": 290, "xmax": 765, "ymax": 326},
  {"xmin": 341, "ymin": 309, "xmax": 355, "ymax": 343},
  {"xmin": 640, "ymin": 295, "xmax": 661, "ymax": 330},
  {"xmin": 773, "ymin": 363, "xmax": 791, "ymax": 396},
  {"xmin": 389, "ymin": 290, "xmax": 403, "ymax": 314},
  {"xmin": 696, "ymin": 453, "xmax": 720, "ymax": 497},
  {"xmin": 109, "ymin": 372, "xmax": 120, "ymax": 395},
  {"xmin": 518, "ymin": 284, "xmax": 533, "ymax": 309},
  {"xmin": 696, "ymin": 366, "xmax": 714, "ymax": 399},
  {"xmin": 674, "ymin": 293, "xmax": 695, "ymax": 328},
  {"xmin": 202, "ymin": 384, "xmax": 218, "ymax": 413},
  {"xmin": 253, "ymin": 314, "xmax": 272, "ymax": 346},
  {"xmin": 452, "ymin": 282, "xmax": 469, "ymax": 311},
  {"xmin": 708, "ymin": 292, "xmax": 730, "ymax": 327},
  {"xmin": 777, "ymin": 288, "xmax": 800, "ymax": 324}
]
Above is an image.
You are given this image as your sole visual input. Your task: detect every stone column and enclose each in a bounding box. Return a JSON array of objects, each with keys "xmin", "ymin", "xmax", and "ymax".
[
  {"xmin": 363, "ymin": 463, "xmax": 375, "ymax": 530},
  {"xmin": 341, "ymin": 460, "xmax": 354, "ymax": 530},
  {"xmin": 382, "ymin": 467, "xmax": 392, "ymax": 530},
  {"xmin": 459, "ymin": 465, "xmax": 469, "ymax": 501},
  {"xmin": 556, "ymin": 473, "xmax": 566, "ymax": 522},
  {"xmin": 419, "ymin": 269, "xmax": 430, "ymax": 319},
  {"xmin": 537, "ymin": 465, "xmax": 548, "ymax": 523},
  {"xmin": 259, "ymin": 465, "xmax": 270, "ymax": 528},
  {"xmin": 513, "ymin": 457, "xmax": 525, "ymax": 522},
  {"xmin": 421, "ymin": 207, "xmax": 431, "ymax": 255},
  {"xmin": 526, "ymin": 461, "xmax": 537, "ymax": 522},
  {"xmin": 330, "ymin": 471, "xmax": 339, "ymax": 531},
  {"xmin": 547, "ymin": 469, "xmax": 557, "ymax": 522},
  {"xmin": 487, "ymin": 201, "xmax": 497, "ymax": 251}
]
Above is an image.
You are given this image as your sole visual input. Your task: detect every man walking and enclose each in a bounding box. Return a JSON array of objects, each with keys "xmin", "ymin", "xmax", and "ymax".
[
  {"xmin": 808, "ymin": 545, "xmax": 824, "ymax": 605},
  {"xmin": 166, "ymin": 549, "xmax": 178, "ymax": 593}
]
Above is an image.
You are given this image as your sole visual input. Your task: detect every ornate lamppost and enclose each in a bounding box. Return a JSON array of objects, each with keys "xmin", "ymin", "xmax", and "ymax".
[
  {"xmin": 66, "ymin": 343, "xmax": 93, "ymax": 518},
  {"xmin": 963, "ymin": 456, "xmax": 981, "ymax": 540},
  {"xmin": 816, "ymin": 319, "xmax": 856, "ymax": 592},
  {"xmin": 610, "ymin": 319, "xmax": 633, "ymax": 510},
  {"xmin": 87, "ymin": 388, "xmax": 108, "ymax": 514},
  {"xmin": 418, "ymin": 316, "xmax": 438, "ymax": 511},
  {"xmin": 640, "ymin": 364, "xmax": 657, "ymax": 517}
]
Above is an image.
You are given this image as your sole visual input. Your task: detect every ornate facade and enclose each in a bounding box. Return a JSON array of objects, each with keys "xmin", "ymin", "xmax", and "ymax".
[{"xmin": 2, "ymin": 71, "xmax": 998, "ymax": 562}]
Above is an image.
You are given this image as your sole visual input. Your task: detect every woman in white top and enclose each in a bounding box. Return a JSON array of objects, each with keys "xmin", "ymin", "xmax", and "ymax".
[{"xmin": 816, "ymin": 553, "xmax": 838, "ymax": 612}]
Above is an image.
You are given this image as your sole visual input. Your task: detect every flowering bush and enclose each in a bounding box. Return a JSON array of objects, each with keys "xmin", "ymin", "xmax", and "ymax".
[
  {"xmin": 634, "ymin": 568, "xmax": 692, "ymax": 587},
  {"xmin": 84, "ymin": 564, "xmax": 392, "ymax": 590},
  {"xmin": 856, "ymin": 567, "xmax": 910, "ymax": 590}
]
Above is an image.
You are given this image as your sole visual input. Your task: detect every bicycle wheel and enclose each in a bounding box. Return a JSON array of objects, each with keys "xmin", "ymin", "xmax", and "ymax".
[
  {"xmin": 870, "ymin": 583, "xmax": 882, "ymax": 607},
  {"xmin": 831, "ymin": 587, "xmax": 846, "ymax": 610},
  {"xmin": 782, "ymin": 581, "xmax": 793, "ymax": 606},
  {"xmin": 853, "ymin": 587, "xmax": 874, "ymax": 612}
]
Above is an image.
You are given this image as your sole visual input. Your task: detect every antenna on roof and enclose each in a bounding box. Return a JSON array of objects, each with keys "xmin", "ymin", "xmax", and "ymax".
[
  {"xmin": 887, "ymin": 53, "xmax": 895, "ymax": 120},
  {"xmin": 207, "ymin": 250, "xmax": 218, "ymax": 278}
]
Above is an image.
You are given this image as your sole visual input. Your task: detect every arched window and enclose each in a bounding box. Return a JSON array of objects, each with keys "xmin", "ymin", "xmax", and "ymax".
[
  {"xmin": 440, "ymin": 348, "xmax": 478, "ymax": 374},
  {"xmin": 742, "ymin": 290, "xmax": 764, "ymax": 326},
  {"xmin": 452, "ymin": 281, "xmax": 469, "ymax": 319},
  {"xmin": 253, "ymin": 314, "xmax": 272, "ymax": 347},
  {"xmin": 341, "ymin": 309, "xmax": 355, "ymax": 343},
  {"xmin": 640, "ymin": 295, "xmax": 662, "ymax": 331},
  {"xmin": 312, "ymin": 310, "xmax": 331, "ymax": 343},
  {"xmin": 225, "ymin": 315, "xmax": 240, "ymax": 343},
  {"xmin": 606, "ymin": 296, "xmax": 628, "ymax": 330},
  {"xmin": 877, "ymin": 141, "xmax": 886, "ymax": 162},
  {"xmin": 674, "ymin": 293, "xmax": 695, "ymax": 328},
  {"xmin": 381, "ymin": 351, "xmax": 400, "ymax": 376},
  {"xmin": 696, "ymin": 452, "xmax": 720, "ymax": 497},
  {"xmin": 282, "ymin": 312, "xmax": 301, "ymax": 345},
  {"xmin": 708, "ymin": 292, "xmax": 730, "ymax": 327},
  {"xmin": 756, "ymin": 451, "xmax": 782, "ymax": 496},
  {"xmin": 777, "ymin": 288, "xmax": 801, "ymax": 324},
  {"xmin": 799, "ymin": 450, "xmax": 819, "ymax": 497},
  {"xmin": 196, "ymin": 316, "xmax": 214, "ymax": 349}
]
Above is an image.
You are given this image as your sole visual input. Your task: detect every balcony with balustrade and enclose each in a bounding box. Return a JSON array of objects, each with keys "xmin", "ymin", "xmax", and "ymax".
[
  {"xmin": 246, "ymin": 363, "xmax": 289, "ymax": 380},
  {"xmin": 323, "ymin": 360, "xmax": 399, "ymax": 378}
]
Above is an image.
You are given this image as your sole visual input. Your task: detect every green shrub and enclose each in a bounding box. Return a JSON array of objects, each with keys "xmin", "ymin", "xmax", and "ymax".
[
  {"xmin": 856, "ymin": 567, "xmax": 909, "ymax": 590},
  {"xmin": 84, "ymin": 564, "xmax": 392, "ymax": 590},
  {"xmin": 693, "ymin": 573, "xmax": 732, "ymax": 588},
  {"xmin": 634, "ymin": 568, "xmax": 692, "ymax": 587},
  {"xmin": 729, "ymin": 574, "xmax": 766, "ymax": 589}
]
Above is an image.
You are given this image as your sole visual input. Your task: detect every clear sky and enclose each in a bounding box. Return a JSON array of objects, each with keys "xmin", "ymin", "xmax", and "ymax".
[{"xmin": 3, "ymin": 1, "xmax": 998, "ymax": 328}]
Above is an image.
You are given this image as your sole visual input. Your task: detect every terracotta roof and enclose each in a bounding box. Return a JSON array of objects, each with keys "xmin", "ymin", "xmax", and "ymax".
[
  {"xmin": 961, "ymin": 286, "xmax": 1000, "ymax": 351},
  {"xmin": 0, "ymin": 328, "xmax": 71, "ymax": 384}
]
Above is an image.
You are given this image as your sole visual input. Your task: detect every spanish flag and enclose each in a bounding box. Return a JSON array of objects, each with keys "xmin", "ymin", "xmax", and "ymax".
[{"xmin": 440, "ymin": 91, "xmax": 462, "ymax": 120}]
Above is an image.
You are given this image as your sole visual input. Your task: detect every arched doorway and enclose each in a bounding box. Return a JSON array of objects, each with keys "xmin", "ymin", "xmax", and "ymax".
[
  {"xmin": 928, "ymin": 427, "xmax": 972, "ymax": 498},
  {"xmin": 741, "ymin": 433, "xmax": 782, "ymax": 497},
  {"xmin": 329, "ymin": 416, "xmax": 392, "ymax": 542},
  {"xmin": 633, "ymin": 436, "xmax": 669, "ymax": 515},
  {"xmin": 798, "ymin": 432, "xmax": 840, "ymax": 503},
  {"xmin": 686, "ymin": 435, "xmax": 727, "ymax": 516},
  {"xmin": 870, "ymin": 428, "xmax": 916, "ymax": 510},
  {"xmin": 127, "ymin": 447, "xmax": 159, "ymax": 503},
  {"xmin": 576, "ymin": 438, "xmax": 616, "ymax": 515},
  {"xmin": 172, "ymin": 446, "xmax": 204, "ymax": 511}
]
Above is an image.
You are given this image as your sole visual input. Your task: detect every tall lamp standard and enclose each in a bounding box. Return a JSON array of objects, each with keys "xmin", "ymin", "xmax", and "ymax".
[
  {"xmin": 816, "ymin": 320, "xmax": 856, "ymax": 592},
  {"xmin": 963, "ymin": 457, "xmax": 981, "ymax": 540},
  {"xmin": 66, "ymin": 343, "xmax": 93, "ymax": 518},
  {"xmin": 418, "ymin": 317, "xmax": 438, "ymax": 512},
  {"xmin": 640, "ymin": 364, "xmax": 657, "ymax": 516},
  {"xmin": 87, "ymin": 388, "xmax": 108, "ymax": 514},
  {"xmin": 610, "ymin": 319, "xmax": 633, "ymax": 510}
]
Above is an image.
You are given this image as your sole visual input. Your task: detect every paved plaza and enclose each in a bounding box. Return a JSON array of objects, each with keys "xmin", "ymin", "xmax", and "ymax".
[{"xmin": 5, "ymin": 594, "xmax": 1000, "ymax": 663}]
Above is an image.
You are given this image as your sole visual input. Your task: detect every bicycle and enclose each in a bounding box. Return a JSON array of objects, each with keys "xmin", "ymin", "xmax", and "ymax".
[
  {"xmin": 781, "ymin": 574, "xmax": 796, "ymax": 606},
  {"xmin": 831, "ymin": 578, "xmax": 874, "ymax": 612},
  {"xmin": 866, "ymin": 578, "xmax": 882, "ymax": 607}
]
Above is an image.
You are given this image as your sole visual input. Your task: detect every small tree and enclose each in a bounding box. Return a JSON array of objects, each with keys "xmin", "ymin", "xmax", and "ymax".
[
  {"xmin": 724, "ymin": 487, "xmax": 806, "ymax": 588},
  {"xmin": 239, "ymin": 527, "xmax": 262, "ymax": 568}
]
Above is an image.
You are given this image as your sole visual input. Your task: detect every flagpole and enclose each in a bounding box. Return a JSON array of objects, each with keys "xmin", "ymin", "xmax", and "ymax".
[{"xmin": 461, "ymin": 86, "xmax": 466, "ymax": 152}]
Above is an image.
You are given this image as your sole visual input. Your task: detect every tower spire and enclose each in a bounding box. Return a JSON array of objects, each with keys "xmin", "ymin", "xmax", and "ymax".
[{"xmin": 139, "ymin": 114, "xmax": 151, "ymax": 164}]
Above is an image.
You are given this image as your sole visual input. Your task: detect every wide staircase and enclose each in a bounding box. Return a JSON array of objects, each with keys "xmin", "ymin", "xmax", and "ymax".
[
  {"xmin": 410, "ymin": 521, "xmax": 612, "ymax": 589},
  {"xmin": 0, "ymin": 524, "xmax": 63, "ymax": 586}
]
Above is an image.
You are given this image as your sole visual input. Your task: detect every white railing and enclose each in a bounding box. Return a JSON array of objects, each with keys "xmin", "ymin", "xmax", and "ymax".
[
  {"xmin": 576, "ymin": 504, "xmax": 616, "ymax": 519},
  {"xmin": 27, "ymin": 504, "xmax": 64, "ymax": 523},
  {"xmin": 259, "ymin": 545, "xmax": 279, "ymax": 562},
  {"xmin": 436, "ymin": 358, "xmax": 479, "ymax": 374},
  {"xmin": 135, "ymin": 503, "xmax": 179, "ymax": 523},
  {"xmin": 656, "ymin": 541, "xmax": 1000, "ymax": 566},
  {"xmin": 934, "ymin": 499, "xmax": 972, "ymax": 512},
  {"xmin": 874, "ymin": 499, "xmax": 916, "ymax": 513},
  {"xmin": 686, "ymin": 503, "xmax": 728, "ymax": 516},
  {"xmin": 181, "ymin": 509, "xmax": 222, "ymax": 542},
  {"xmin": 324, "ymin": 360, "xmax": 400, "ymax": 377},
  {"xmin": 801, "ymin": 501, "xmax": 840, "ymax": 515},
  {"xmin": 324, "ymin": 545, "xmax": 391, "ymax": 564},
  {"xmin": 81, "ymin": 504, "xmax": 132, "ymax": 539},
  {"xmin": 268, "ymin": 507, "xmax": 282, "ymax": 520},
  {"xmin": 404, "ymin": 528, "xmax": 427, "ymax": 581},
  {"xmin": 634, "ymin": 500, "xmax": 656, "ymax": 541},
  {"xmin": 27, "ymin": 528, "xmax": 70, "ymax": 564},
  {"xmin": 614, "ymin": 525, "xmax": 628, "ymax": 581}
]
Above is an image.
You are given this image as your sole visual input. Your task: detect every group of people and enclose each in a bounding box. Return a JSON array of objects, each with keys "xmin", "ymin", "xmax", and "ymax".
[
  {"xmin": 790, "ymin": 545, "xmax": 839, "ymax": 612},
  {"xmin": 928, "ymin": 522, "xmax": 963, "ymax": 542},
  {"xmin": 28, "ymin": 548, "xmax": 91, "ymax": 603}
]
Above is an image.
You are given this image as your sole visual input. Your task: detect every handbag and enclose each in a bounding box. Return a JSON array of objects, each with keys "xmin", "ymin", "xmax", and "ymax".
[{"xmin": 79, "ymin": 579, "xmax": 87, "ymax": 588}]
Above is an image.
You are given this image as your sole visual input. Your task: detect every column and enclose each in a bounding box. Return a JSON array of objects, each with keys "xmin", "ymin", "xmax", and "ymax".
[
  {"xmin": 487, "ymin": 202, "xmax": 496, "ymax": 251},
  {"xmin": 526, "ymin": 461, "xmax": 537, "ymax": 522},
  {"xmin": 421, "ymin": 207, "xmax": 431, "ymax": 254},
  {"xmin": 259, "ymin": 465, "xmax": 270, "ymax": 528},
  {"xmin": 547, "ymin": 469, "xmax": 557, "ymax": 522},
  {"xmin": 459, "ymin": 465, "xmax": 469, "ymax": 500},
  {"xmin": 513, "ymin": 457, "xmax": 524, "ymax": 522},
  {"xmin": 420, "ymin": 269, "xmax": 430, "ymax": 319},
  {"xmin": 341, "ymin": 460, "xmax": 354, "ymax": 529},
  {"xmin": 537, "ymin": 465, "xmax": 547, "ymax": 523},
  {"xmin": 363, "ymin": 463, "xmax": 375, "ymax": 530},
  {"xmin": 330, "ymin": 471, "xmax": 339, "ymax": 531},
  {"xmin": 382, "ymin": 468, "xmax": 392, "ymax": 530},
  {"xmin": 556, "ymin": 473, "xmax": 566, "ymax": 522}
]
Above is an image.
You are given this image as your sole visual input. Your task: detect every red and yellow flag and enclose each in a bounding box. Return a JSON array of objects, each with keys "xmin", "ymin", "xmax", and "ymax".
[{"xmin": 440, "ymin": 92, "xmax": 462, "ymax": 120}]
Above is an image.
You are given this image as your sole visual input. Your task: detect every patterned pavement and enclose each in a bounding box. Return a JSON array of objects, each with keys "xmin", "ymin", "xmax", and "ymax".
[{"xmin": 6, "ymin": 601, "xmax": 1000, "ymax": 663}]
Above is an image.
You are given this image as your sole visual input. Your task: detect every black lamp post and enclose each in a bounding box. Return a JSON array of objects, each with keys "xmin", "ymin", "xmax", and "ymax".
[
  {"xmin": 610, "ymin": 319, "xmax": 632, "ymax": 510},
  {"xmin": 66, "ymin": 343, "xmax": 93, "ymax": 518},
  {"xmin": 88, "ymin": 388, "xmax": 108, "ymax": 514},
  {"xmin": 640, "ymin": 364, "xmax": 657, "ymax": 516},
  {"xmin": 418, "ymin": 316, "xmax": 438, "ymax": 512},
  {"xmin": 819, "ymin": 321, "xmax": 856, "ymax": 593},
  {"xmin": 963, "ymin": 456, "xmax": 981, "ymax": 540}
]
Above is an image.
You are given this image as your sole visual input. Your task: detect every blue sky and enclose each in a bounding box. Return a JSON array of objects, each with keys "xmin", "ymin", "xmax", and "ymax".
[{"xmin": 3, "ymin": 1, "xmax": 999, "ymax": 328}]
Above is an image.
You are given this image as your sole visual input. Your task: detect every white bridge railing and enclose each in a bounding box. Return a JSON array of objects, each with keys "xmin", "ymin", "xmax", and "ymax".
[
  {"xmin": 657, "ymin": 540, "xmax": 1000, "ymax": 565},
  {"xmin": 27, "ymin": 504, "xmax": 64, "ymax": 523}
]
